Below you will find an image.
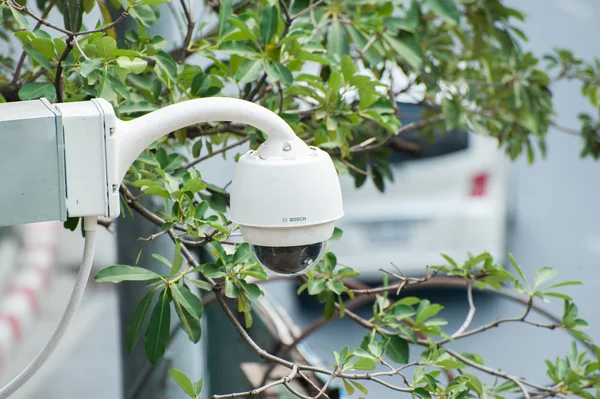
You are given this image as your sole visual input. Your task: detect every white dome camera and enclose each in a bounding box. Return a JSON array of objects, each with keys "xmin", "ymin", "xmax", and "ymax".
[
  {"xmin": 230, "ymin": 133, "xmax": 343, "ymax": 276},
  {"xmin": 109, "ymin": 97, "xmax": 344, "ymax": 276}
]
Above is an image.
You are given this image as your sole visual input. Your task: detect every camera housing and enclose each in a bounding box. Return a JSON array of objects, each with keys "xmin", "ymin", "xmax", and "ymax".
[{"xmin": 230, "ymin": 136, "xmax": 344, "ymax": 275}]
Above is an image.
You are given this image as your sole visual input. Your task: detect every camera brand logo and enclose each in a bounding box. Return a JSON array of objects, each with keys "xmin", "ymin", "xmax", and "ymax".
[{"xmin": 282, "ymin": 217, "xmax": 306, "ymax": 222}]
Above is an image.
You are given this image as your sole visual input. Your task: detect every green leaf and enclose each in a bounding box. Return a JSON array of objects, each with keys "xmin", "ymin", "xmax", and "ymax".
[
  {"xmin": 327, "ymin": 18, "xmax": 348, "ymax": 58},
  {"xmin": 227, "ymin": 17, "xmax": 260, "ymax": 47},
  {"xmin": 18, "ymin": 82, "xmax": 56, "ymax": 101},
  {"xmin": 324, "ymin": 292, "xmax": 335, "ymax": 320},
  {"xmin": 119, "ymin": 101, "xmax": 159, "ymax": 114},
  {"xmin": 383, "ymin": 32, "xmax": 424, "ymax": 71},
  {"xmin": 341, "ymin": 55, "xmax": 357, "ymax": 81},
  {"xmin": 546, "ymin": 280, "xmax": 582, "ymax": 289},
  {"xmin": 191, "ymin": 72, "xmax": 210, "ymax": 97},
  {"xmin": 224, "ymin": 279, "xmax": 239, "ymax": 298},
  {"xmin": 265, "ymin": 61, "xmax": 293, "ymax": 85},
  {"xmin": 144, "ymin": 289, "xmax": 171, "ymax": 364},
  {"xmin": 170, "ymin": 241, "xmax": 184, "ymax": 277},
  {"xmin": 169, "ymin": 369, "xmax": 195, "ymax": 398},
  {"xmin": 508, "ymin": 253, "xmax": 529, "ymax": 289},
  {"xmin": 336, "ymin": 267, "xmax": 359, "ymax": 278},
  {"xmin": 116, "ymin": 56, "xmax": 148, "ymax": 74},
  {"xmin": 413, "ymin": 387, "xmax": 431, "ymax": 399},
  {"xmin": 95, "ymin": 265, "xmax": 162, "ymax": 283},
  {"xmin": 392, "ymin": 304, "xmax": 416, "ymax": 320},
  {"xmin": 405, "ymin": 0, "xmax": 420, "ymax": 31},
  {"xmin": 416, "ymin": 300, "xmax": 443, "ymax": 322},
  {"xmin": 534, "ymin": 266, "xmax": 558, "ymax": 289},
  {"xmin": 442, "ymin": 97, "xmax": 460, "ymax": 131},
  {"xmin": 152, "ymin": 253, "xmax": 173, "ymax": 269},
  {"xmin": 140, "ymin": 0, "xmax": 170, "ymax": 5},
  {"xmin": 385, "ymin": 335, "xmax": 409, "ymax": 364},
  {"xmin": 343, "ymin": 379, "xmax": 355, "ymax": 395},
  {"xmin": 350, "ymin": 381, "xmax": 368, "ymax": 395},
  {"xmin": 260, "ymin": 5, "xmax": 279, "ymax": 44},
  {"xmin": 125, "ymin": 288, "xmax": 158, "ymax": 353},
  {"xmin": 10, "ymin": 6, "xmax": 30, "ymax": 28},
  {"xmin": 23, "ymin": 44, "xmax": 52, "ymax": 72},
  {"xmin": 31, "ymin": 37, "xmax": 54, "ymax": 58},
  {"xmin": 173, "ymin": 295, "xmax": 202, "ymax": 343},
  {"xmin": 239, "ymin": 280, "xmax": 262, "ymax": 300},
  {"xmin": 92, "ymin": 36, "xmax": 117, "ymax": 58},
  {"xmin": 307, "ymin": 279, "xmax": 326, "ymax": 295},
  {"xmin": 171, "ymin": 284, "xmax": 204, "ymax": 319},
  {"xmin": 460, "ymin": 352, "xmax": 484, "ymax": 365},
  {"xmin": 153, "ymin": 51, "xmax": 178, "ymax": 82},
  {"xmin": 218, "ymin": 0, "xmax": 233, "ymax": 38},
  {"xmin": 353, "ymin": 348, "xmax": 378, "ymax": 360},
  {"xmin": 352, "ymin": 357, "xmax": 376, "ymax": 370},
  {"xmin": 236, "ymin": 59, "xmax": 263, "ymax": 84},
  {"xmin": 193, "ymin": 379, "xmax": 204, "ymax": 396},
  {"xmin": 187, "ymin": 279, "xmax": 213, "ymax": 292},
  {"xmin": 463, "ymin": 373, "xmax": 483, "ymax": 395},
  {"xmin": 426, "ymin": 0, "xmax": 461, "ymax": 25},
  {"xmin": 233, "ymin": 242, "xmax": 252, "ymax": 265},
  {"xmin": 202, "ymin": 264, "xmax": 225, "ymax": 279},
  {"xmin": 210, "ymin": 241, "xmax": 228, "ymax": 264},
  {"xmin": 441, "ymin": 253, "xmax": 458, "ymax": 268}
]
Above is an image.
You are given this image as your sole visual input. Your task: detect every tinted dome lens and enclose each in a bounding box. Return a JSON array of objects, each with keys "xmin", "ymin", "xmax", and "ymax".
[{"xmin": 251, "ymin": 242, "xmax": 326, "ymax": 276}]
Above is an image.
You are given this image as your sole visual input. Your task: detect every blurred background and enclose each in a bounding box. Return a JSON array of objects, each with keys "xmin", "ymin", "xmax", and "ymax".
[{"xmin": 0, "ymin": 0, "xmax": 598, "ymax": 397}]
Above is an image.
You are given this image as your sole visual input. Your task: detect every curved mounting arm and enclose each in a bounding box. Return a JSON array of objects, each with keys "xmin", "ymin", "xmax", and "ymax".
[{"xmin": 115, "ymin": 98, "xmax": 308, "ymax": 182}]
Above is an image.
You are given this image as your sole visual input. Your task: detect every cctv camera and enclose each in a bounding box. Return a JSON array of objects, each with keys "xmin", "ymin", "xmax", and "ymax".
[{"xmin": 229, "ymin": 135, "xmax": 343, "ymax": 276}]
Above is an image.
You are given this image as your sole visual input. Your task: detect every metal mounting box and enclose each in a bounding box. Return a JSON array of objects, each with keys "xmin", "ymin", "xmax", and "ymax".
[{"xmin": 0, "ymin": 99, "xmax": 67, "ymax": 227}]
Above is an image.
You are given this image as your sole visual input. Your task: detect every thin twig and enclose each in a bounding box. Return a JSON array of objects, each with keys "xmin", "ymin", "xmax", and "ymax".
[
  {"xmin": 179, "ymin": 0, "xmax": 196, "ymax": 62},
  {"xmin": 551, "ymin": 122, "xmax": 581, "ymax": 136},
  {"xmin": 451, "ymin": 281, "xmax": 475, "ymax": 338},
  {"xmin": 8, "ymin": 0, "xmax": 72, "ymax": 34},
  {"xmin": 445, "ymin": 349, "xmax": 544, "ymax": 397},
  {"xmin": 284, "ymin": 381, "xmax": 311, "ymax": 399},
  {"xmin": 74, "ymin": 38, "xmax": 90, "ymax": 61},
  {"xmin": 141, "ymin": 229, "xmax": 170, "ymax": 242},
  {"xmin": 184, "ymin": 136, "xmax": 250, "ymax": 169},
  {"xmin": 76, "ymin": 9, "xmax": 129, "ymax": 35},
  {"xmin": 297, "ymin": 371, "xmax": 330, "ymax": 399},
  {"xmin": 340, "ymin": 158, "xmax": 372, "ymax": 177},
  {"xmin": 213, "ymin": 365, "xmax": 298, "ymax": 399},
  {"xmin": 11, "ymin": 0, "xmax": 58, "ymax": 85},
  {"xmin": 349, "ymin": 266, "xmax": 437, "ymax": 295},
  {"xmin": 246, "ymin": 74, "xmax": 268, "ymax": 101},
  {"xmin": 292, "ymin": 0, "xmax": 324, "ymax": 19},
  {"xmin": 312, "ymin": 374, "xmax": 334, "ymax": 399},
  {"xmin": 349, "ymin": 114, "xmax": 444, "ymax": 153}
]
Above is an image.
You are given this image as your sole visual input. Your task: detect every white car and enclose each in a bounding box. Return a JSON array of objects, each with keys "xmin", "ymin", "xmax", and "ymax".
[{"xmin": 329, "ymin": 103, "xmax": 512, "ymax": 280}]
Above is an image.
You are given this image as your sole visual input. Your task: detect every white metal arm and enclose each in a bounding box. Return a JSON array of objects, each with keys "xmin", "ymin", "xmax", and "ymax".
[{"xmin": 115, "ymin": 98, "xmax": 309, "ymax": 182}]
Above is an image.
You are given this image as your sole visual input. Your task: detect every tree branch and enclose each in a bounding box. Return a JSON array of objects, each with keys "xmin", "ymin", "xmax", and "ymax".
[
  {"xmin": 183, "ymin": 136, "xmax": 250, "ymax": 169},
  {"xmin": 11, "ymin": 0, "xmax": 59, "ymax": 85},
  {"xmin": 179, "ymin": 0, "xmax": 196, "ymax": 62},
  {"xmin": 8, "ymin": 0, "xmax": 73, "ymax": 34},
  {"xmin": 76, "ymin": 9, "xmax": 130, "ymax": 35},
  {"xmin": 451, "ymin": 281, "xmax": 475, "ymax": 338},
  {"xmin": 349, "ymin": 114, "xmax": 444, "ymax": 153},
  {"xmin": 213, "ymin": 365, "xmax": 299, "ymax": 399},
  {"xmin": 55, "ymin": 37, "xmax": 75, "ymax": 103},
  {"xmin": 292, "ymin": 0, "xmax": 324, "ymax": 19}
]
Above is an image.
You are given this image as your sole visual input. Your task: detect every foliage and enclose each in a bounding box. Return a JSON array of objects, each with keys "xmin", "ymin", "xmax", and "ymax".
[{"xmin": 2, "ymin": 0, "xmax": 600, "ymax": 398}]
